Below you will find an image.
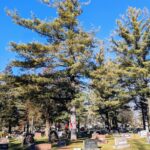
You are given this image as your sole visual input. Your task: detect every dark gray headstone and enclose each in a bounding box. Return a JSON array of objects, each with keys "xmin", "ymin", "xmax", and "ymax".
[
  {"xmin": 84, "ymin": 139, "xmax": 99, "ymax": 150},
  {"xmin": 0, "ymin": 144, "xmax": 8, "ymax": 150},
  {"xmin": 0, "ymin": 138, "xmax": 9, "ymax": 150}
]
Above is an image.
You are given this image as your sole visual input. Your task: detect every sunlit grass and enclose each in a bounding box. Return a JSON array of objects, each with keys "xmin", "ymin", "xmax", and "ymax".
[{"xmin": 8, "ymin": 134, "xmax": 150, "ymax": 150}]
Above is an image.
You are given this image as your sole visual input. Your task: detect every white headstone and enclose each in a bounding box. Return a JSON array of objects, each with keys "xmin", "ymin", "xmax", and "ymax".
[
  {"xmin": 73, "ymin": 148, "xmax": 81, "ymax": 150},
  {"xmin": 147, "ymin": 133, "xmax": 150, "ymax": 144},
  {"xmin": 121, "ymin": 133, "xmax": 131, "ymax": 139},
  {"xmin": 139, "ymin": 130, "xmax": 148, "ymax": 137},
  {"xmin": 113, "ymin": 137, "xmax": 130, "ymax": 149}
]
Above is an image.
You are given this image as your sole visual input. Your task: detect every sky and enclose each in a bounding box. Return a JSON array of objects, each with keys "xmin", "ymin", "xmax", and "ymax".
[{"xmin": 0, "ymin": 0, "xmax": 150, "ymax": 72}]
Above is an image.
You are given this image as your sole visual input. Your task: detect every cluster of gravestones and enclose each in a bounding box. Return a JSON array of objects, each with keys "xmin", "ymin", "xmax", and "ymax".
[
  {"xmin": 1, "ymin": 131, "xmax": 150, "ymax": 150},
  {"xmin": 113, "ymin": 131, "xmax": 150, "ymax": 149}
]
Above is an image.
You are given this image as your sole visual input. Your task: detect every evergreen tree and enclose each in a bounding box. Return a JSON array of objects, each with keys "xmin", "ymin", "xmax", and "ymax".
[
  {"xmin": 111, "ymin": 7, "xmax": 150, "ymax": 130},
  {"xmin": 91, "ymin": 61, "xmax": 129, "ymax": 130},
  {"xmin": 90, "ymin": 44, "xmax": 132, "ymax": 131},
  {"xmin": 7, "ymin": 0, "xmax": 96, "ymax": 137},
  {"xmin": 0, "ymin": 67, "xmax": 25, "ymax": 133}
]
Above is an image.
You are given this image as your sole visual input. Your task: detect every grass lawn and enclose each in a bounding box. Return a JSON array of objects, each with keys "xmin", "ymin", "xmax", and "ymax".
[{"xmin": 8, "ymin": 134, "xmax": 150, "ymax": 150}]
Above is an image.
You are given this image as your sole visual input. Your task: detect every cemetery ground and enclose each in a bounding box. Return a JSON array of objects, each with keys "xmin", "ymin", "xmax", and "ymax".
[{"xmin": 8, "ymin": 134, "xmax": 150, "ymax": 150}]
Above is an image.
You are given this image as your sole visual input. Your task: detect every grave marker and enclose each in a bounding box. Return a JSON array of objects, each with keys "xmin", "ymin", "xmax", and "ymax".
[
  {"xmin": 35, "ymin": 143, "xmax": 51, "ymax": 150},
  {"xmin": 0, "ymin": 138, "xmax": 9, "ymax": 150},
  {"xmin": 34, "ymin": 132, "xmax": 42, "ymax": 139},
  {"xmin": 121, "ymin": 133, "xmax": 131, "ymax": 139},
  {"xmin": 83, "ymin": 139, "xmax": 99, "ymax": 150},
  {"xmin": 113, "ymin": 137, "xmax": 130, "ymax": 149},
  {"xmin": 139, "ymin": 130, "xmax": 148, "ymax": 137},
  {"xmin": 147, "ymin": 133, "xmax": 150, "ymax": 144}
]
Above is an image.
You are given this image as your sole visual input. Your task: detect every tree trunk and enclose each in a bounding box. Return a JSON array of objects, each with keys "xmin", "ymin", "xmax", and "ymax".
[
  {"xmin": 148, "ymin": 98, "xmax": 150, "ymax": 131},
  {"xmin": 114, "ymin": 111, "xmax": 118, "ymax": 130},
  {"xmin": 45, "ymin": 118, "xmax": 50, "ymax": 138},
  {"xmin": 26, "ymin": 121, "xmax": 29, "ymax": 133},
  {"xmin": 77, "ymin": 117, "xmax": 80, "ymax": 132},
  {"xmin": 140, "ymin": 95, "xmax": 149, "ymax": 131},
  {"xmin": 106, "ymin": 112, "xmax": 111, "ymax": 132},
  {"xmin": 70, "ymin": 106, "xmax": 77, "ymax": 140},
  {"xmin": 30, "ymin": 116, "xmax": 34, "ymax": 133},
  {"xmin": 141, "ymin": 102, "xmax": 146, "ymax": 130},
  {"xmin": 8, "ymin": 121, "xmax": 12, "ymax": 134}
]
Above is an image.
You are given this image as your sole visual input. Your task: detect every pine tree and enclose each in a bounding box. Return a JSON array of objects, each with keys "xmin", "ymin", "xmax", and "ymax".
[
  {"xmin": 91, "ymin": 62, "xmax": 126, "ymax": 130},
  {"xmin": 6, "ymin": 0, "xmax": 96, "ymax": 137},
  {"xmin": 111, "ymin": 7, "xmax": 150, "ymax": 130},
  {"xmin": 90, "ymin": 43, "xmax": 132, "ymax": 131},
  {"xmin": 0, "ymin": 66, "xmax": 26, "ymax": 133}
]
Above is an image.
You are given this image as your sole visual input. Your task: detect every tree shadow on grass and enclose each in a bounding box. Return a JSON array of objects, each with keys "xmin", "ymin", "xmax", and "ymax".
[
  {"xmin": 70, "ymin": 139, "xmax": 83, "ymax": 144},
  {"xmin": 9, "ymin": 142, "xmax": 26, "ymax": 150},
  {"xmin": 35, "ymin": 139, "xmax": 48, "ymax": 144}
]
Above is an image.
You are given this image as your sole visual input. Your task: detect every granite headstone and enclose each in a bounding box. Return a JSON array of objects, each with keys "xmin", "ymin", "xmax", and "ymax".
[{"xmin": 84, "ymin": 139, "xmax": 99, "ymax": 150}]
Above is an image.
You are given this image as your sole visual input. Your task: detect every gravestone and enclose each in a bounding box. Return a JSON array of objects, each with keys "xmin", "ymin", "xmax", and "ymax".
[
  {"xmin": 35, "ymin": 143, "xmax": 51, "ymax": 150},
  {"xmin": 113, "ymin": 137, "xmax": 130, "ymax": 149},
  {"xmin": 0, "ymin": 138, "xmax": 9, "ymax": 150},
  {"xmin": 34, "ymin": 132, "xmax": 42, "ymax": 139},
  {"xmin": 147, "ymin": 133, "xmax": 150, "ymax": 144},
  {"xmin": 57, "ymin": 140, "xmax": 67, "ymax": 147},
  {"xmin": 91, "ymin": 133, "xmax": 107, "ymax": 144},
  {"xmin": 73, "ymin": 148, "xmax": 82, "ymax": 150},
  {"xmin": 23, "ymin": 134, "xmax": 34, "ymax": 145},
  {"xmin": 121, "ymin": 133, "xmax": 131, "ymax": 139},
  {"xmin": 139, "ymin": 130, "xmax": 148, "ymax": 138},
  {"xmin": 83, "ymin": 139, "xmax": 99, "ymax": 150}
]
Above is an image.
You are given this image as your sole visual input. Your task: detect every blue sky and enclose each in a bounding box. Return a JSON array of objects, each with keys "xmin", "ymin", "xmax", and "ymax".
[{"xmin": 0, "ymin": 0, "xmax": 150, "ymax": 72}]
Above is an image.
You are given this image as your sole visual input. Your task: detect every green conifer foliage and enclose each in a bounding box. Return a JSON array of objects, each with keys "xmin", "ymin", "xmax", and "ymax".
[
  {"xmin": 111, "ymin": 7, "xmax": 150, "ymax": 129},
  {"xmin": 6, "ymin": 0, "xmax": 96, "ymax": 136},
  {"xmin": 0, "ymin": 67, "xmax": 26, "ymax": 133}
]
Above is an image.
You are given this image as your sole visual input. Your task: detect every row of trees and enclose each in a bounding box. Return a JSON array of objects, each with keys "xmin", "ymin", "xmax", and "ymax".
[
  {"xmin": 0, "ymin": 0, "xmax": 150, "ymax": 136},
  {"xmin": 91, "ymin": 7, "xmax": 150, "ymax": 130}
]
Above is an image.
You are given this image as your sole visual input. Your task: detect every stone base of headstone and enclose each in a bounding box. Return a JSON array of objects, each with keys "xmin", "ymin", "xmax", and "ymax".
[
  {"xmin": 84, "ymin": 149, "xmax": 99, "ymax": 150},
  {"xmin": 113, "ymin": 144, "xmax": 130, "ymax": 149},
  {"xmin": 58, "ymin": 147, "xmax": 82, "ymax": 150},
  {"xmin": 73, "ymin": 148, "xmax": 82, "ymax": 150},
  {"xmin": 113, "ymin": 137, "xmax": 130, "ymax": 150},
  {"xmin": 71, "ymin": 129, "xmax": 77, "ymax": 140},
  {"xmin": 35, "ymin": 143, "xmax": 52, "ymax": 150}
]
